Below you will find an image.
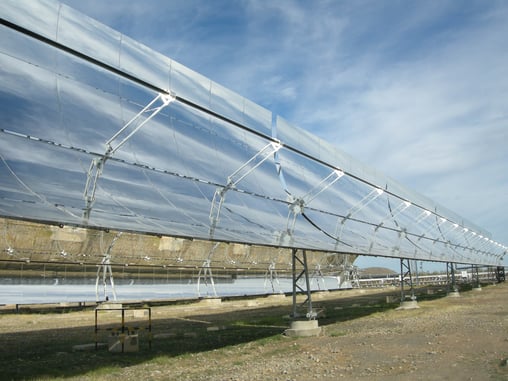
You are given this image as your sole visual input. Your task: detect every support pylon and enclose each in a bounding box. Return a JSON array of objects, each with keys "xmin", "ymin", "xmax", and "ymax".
[
  {"xmin": 446, "ymin": 262, "xmax": 460, "ymax": 297},
  {"xmin": 284, "ymin": 249, "xmax": 322, "ymax": 337},
  {"xmin": 397, "ymin": 258, "xmax": 419, "ymax": 309}
]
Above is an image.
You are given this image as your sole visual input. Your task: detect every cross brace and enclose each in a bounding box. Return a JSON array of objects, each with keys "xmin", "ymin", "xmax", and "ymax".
[{"xmin": 400, "ymin": 258, "xmax": 416, "ymax": 302}]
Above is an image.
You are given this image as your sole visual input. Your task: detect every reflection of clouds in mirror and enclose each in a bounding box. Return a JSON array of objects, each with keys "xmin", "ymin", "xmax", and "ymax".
[
  {"xmin": 0, "ymin": 0, "xmax": 505, "ymax": 265},
  {"xmin": 0, "ymin": 0, "xmax": 59, "ymax": 39},
  {"xmin": 57, "ymin": 4, "xmax": 122, "ymax": 69}
]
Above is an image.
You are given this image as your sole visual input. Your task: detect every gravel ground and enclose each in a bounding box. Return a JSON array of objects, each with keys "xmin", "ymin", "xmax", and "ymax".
[
  {"xmin": 0, "ymin": 284, "xmax": 507, "ymax": 380},
  {"xmin": 141, "ymin": 284, "xmax": 508, "ymax": 381}
]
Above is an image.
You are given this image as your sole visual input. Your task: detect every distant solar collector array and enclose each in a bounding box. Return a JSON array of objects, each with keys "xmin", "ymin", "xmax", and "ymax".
[{"xmin": 0, "ymin": 0, "xmax": 505, "ymax": 266}]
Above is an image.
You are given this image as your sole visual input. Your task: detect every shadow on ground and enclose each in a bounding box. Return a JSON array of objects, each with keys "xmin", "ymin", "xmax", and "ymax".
[{"xmin": 0, "ymin": 287, "xmax": 450, "ymax": 380}]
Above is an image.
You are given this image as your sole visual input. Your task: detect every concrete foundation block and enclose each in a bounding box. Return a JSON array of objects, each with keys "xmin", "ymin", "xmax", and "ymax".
[
  {"xmin": 284, "ymin": 320, "xmax": 322, "ymax": 337},
  {"xmin": 447, "ymin": 291, "xmax": 461, "ymax": 298},
  {"xmin": 396, "ymin": 300, "xmax": 420, "ymax": 310}
]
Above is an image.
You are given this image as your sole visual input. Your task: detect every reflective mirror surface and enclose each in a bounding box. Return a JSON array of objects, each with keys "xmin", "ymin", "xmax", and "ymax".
[{"xmin": 0, "ymin": 0, "xmax": 505, "ymax": 266}]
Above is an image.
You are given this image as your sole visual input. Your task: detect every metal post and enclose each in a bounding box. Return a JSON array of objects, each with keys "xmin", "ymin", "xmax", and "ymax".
[
  {"xmin": 291, "ymin": 248, "xmax": 315, "ymax": 319},
  {"xmin": 400, "ymin": 258, "xmax": 416, "ymax": 302},
  {"xmin": 148, "ymin": 308, "xmax": 152, "ymax": 350},
  {"xmin": 292, "ymin": 249, "xmax": 297, "ymax": 318},
  {"xmin": 121, "ymin": 309, "xmax": 125, "ymax": 353},
  {"xmin": 398, "ymin": 258, "xmax": 418, "ymax": 309},
  {"xmin": 285, "ymin": 249, "xmax": 323, "ymax": 337},
  {"xmin": 303, "ymin": 250, "xmax": 313, "ymax": 317},
  {"xmin": 447, "ymin": 262, "xmax": 460, "ymax": 297},
  {"xmin": 95, "ymin": 309, "xmax": 98, "ymax": 350},
  {"xmin": 472, "ymin": 264, "xmax": 482, "ymax": 290}
]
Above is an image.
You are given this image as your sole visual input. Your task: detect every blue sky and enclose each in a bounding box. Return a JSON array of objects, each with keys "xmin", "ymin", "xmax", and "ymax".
[{"xmin": 62, "ymin": 0, "xmax": 508, "ymax": 271}]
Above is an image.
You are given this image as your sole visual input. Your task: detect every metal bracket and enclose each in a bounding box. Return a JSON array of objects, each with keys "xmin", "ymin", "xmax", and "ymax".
[
  {"xmin": 471, "ymin": 264, "xmax": 481, "ymax": 288},
  {"xmin": 209, "ymin": 142, "xmax": 281, "ymax": 236},
  {"xmin": 446, "ymin": 262, "xmax": 459, "ymax": 294},
  {"xmin": 83, "ymin": 92, "xmax": 175, "ymax": 220},
  {"xmin": 285, "ymin": 169, "xmax": 344, "ymax": 239}
]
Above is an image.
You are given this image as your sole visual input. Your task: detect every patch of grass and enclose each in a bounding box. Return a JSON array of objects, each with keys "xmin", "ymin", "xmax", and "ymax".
[{"xmin": 256, "ymin": 333, "xmax": 284, "ymax": 346}]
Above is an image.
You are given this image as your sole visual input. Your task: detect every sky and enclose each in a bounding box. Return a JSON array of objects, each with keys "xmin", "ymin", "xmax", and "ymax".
[{"xmin": 61, "ymin": 0, "xmax": 508, "ymax": 271}]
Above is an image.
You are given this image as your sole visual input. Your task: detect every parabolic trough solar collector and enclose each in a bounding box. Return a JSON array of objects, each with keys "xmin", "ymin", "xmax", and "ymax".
[{"xmin": 0, "ymin": 0, "xmax": 505, "ymax": 266}]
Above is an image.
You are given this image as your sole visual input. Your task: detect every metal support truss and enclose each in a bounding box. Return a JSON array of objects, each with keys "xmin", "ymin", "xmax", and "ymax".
[
  {"xmin": 310, "ymin": 263, "xmax": 327, "ymax": 291},
  {"xmin": 446, "ymin": 262, "xmax": 459, "ymax": 295},
  {"xmin": 197, "ymin": 242, "xmax": 220, "ymax": 297},
  {"xmin": 209, "ymin": 142, "xmax": 281, "ymax": 236},
  {"xmin": 264, "ymin": 261, "xmax": 282, "ymax": 293},
  {"xmin": 286, "ymin": 169, "xmax": 344, "ymax": 235},
  {"xmin": 83, "ymin": 93, "xmax": 175, "ymax": 220},
  {"xmin": 471, "ymin": 264, "xmax": 481, "ymax": 289},
  {"xmin": 349, "ymin": 264, "xmax": 360, "ymax": 288},
  {"xmin": 291, "ymin": 249, "xmax": 315, "ymax": 319},
  {"xmin": 95, "ymin": 232, "xmax": 122, "ymax": 302},
  {"xmin": 399, "ymin": 258, "xmax": 416, "ymax": 303}
]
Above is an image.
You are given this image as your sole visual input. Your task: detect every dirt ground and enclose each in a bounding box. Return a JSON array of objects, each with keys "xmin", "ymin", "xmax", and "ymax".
[{"xmin": 0, "ymin": 283, "xmax": 507, "ymax": 380}]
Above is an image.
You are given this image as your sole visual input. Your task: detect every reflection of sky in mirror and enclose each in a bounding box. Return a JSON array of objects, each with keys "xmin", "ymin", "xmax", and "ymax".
[
  {"xmin": 1, "ymin": 0, "xmax": 506, "ymax": 267},
  {"xmin": 56, "ymin": 0, "xmax": 508, "ymax": 270}
]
